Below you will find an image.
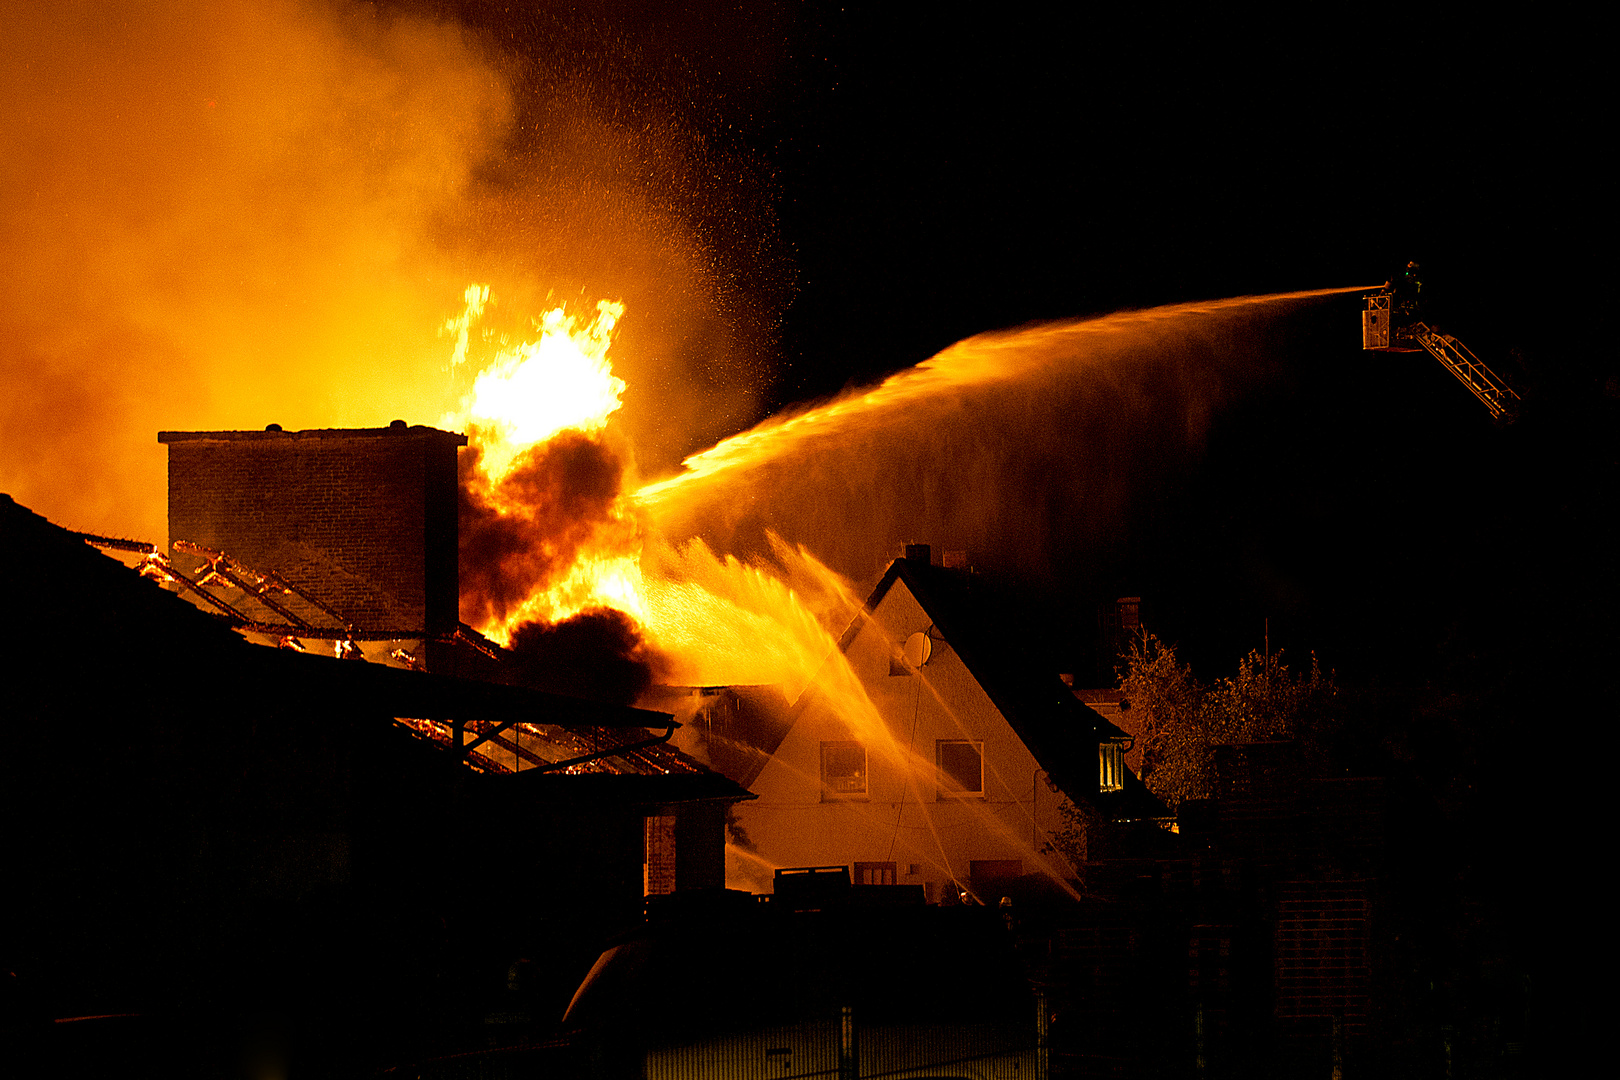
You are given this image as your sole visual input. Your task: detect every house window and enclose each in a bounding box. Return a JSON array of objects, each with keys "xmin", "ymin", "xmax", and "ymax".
[
  {"xmin": 1099, "ymin": 741, "xmax": 1124, "ymax": 792},
  {"xmin": 853, "ymin": 861, "xmax": 897, "ymax": 885},
  {"xmin": 937, "ymin": 740, "xmax": 984, "ymax": 796},
  {"xmin": 821, "ymin": 741, "xmax": 867, "ymax": 797}
]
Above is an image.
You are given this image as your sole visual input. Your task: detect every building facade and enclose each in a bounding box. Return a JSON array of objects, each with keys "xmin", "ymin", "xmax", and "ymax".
[{"xmin": 732, "ymin": 548, "xmax": 1157, "ymax": 903}]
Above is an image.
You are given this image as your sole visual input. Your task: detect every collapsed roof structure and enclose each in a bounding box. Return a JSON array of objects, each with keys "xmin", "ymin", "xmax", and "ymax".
[{"xmin": 0, "ymin": 489, "xmax": 748, "ymax": 1042}]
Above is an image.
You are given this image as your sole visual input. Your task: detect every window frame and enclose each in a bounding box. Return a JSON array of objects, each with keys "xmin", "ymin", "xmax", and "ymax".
[
  {"xmin": 1099, "ymin": 740, "xmax": 1125, "ymax": 792},
  {"xmin": 853, "ymin": 861, "xmax": 897, "ymax": 886},
  {"xmin": 820, "ymin": 740, "xmax": 868, "ymax": 800},
  {"xmin": 969, "ymin": 859, "xmax": 1023, "ymax": 899},
  {"xmin": 936, "ymin": 738, "xmax": 985, "ymax": 799}
]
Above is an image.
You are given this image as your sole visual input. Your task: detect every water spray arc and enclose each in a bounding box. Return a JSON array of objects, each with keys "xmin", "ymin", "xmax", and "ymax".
[
  {"xmin": 636, "ymin": 287, "xmax": 1371, "ymax": 513},
  {"xmin": 633, "ymin": 286, "xmax": 1376, "ymax": 597}
]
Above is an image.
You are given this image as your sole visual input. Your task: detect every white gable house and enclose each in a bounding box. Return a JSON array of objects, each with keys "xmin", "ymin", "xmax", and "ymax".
[{"xmin": 731, "ymin": 547, "xmax": 1162, "ymax": 903}]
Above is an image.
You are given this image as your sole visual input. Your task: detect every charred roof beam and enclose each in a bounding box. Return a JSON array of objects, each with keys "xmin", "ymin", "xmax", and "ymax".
[
  {"xmin": 146, "ymin": 557, "xmax": 259, "ymax": 625},
  {"xmin": 173, "ymin": 540, "xmax": 353, "ymax": 630},
  {"xmin": 462, "ymin": 719, "xmax": 554, "ymax": 770},
  {"xmin": 453, "ymin": 714, "xmax": 678, "ymax": 773}
]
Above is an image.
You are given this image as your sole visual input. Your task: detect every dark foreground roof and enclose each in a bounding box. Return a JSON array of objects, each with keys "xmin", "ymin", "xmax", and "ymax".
[
  {"xmin": 505, "ymin": 769, "xmax": 755, "ymax": 809},
  {"xmin": 566, "ymin": 904, "xmax": 1031, "ymax": 1039},
  {"xmin": 1, "ymin": 492, "xmax": 665, "ymax": 729}
]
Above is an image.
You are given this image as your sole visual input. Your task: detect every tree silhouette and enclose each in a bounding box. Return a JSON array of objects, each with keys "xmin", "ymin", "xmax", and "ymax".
[{"xmin": 1124, "ymin": 632, "xmax": 1339, "ymax": 809}]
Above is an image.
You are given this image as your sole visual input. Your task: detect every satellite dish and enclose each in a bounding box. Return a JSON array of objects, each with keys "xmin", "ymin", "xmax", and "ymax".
[{"xmin": 902, "ymin": 630, "xmax": 932, "ymax": 668}]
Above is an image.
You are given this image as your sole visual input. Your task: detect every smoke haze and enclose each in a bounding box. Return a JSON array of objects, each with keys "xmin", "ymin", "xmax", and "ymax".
[{"xmin": 1, "ymin": 1, "xmax": 783, "ymax": 542}]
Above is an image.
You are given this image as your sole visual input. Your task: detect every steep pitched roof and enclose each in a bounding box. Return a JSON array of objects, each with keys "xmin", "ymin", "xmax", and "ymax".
[{"xmin": 855, "ymin": 555, "xmax": 1165, "ymax": 820}]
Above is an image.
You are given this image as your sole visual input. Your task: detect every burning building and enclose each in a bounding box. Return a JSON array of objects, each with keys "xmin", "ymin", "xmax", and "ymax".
[{"xmin": 148, "ymin": 415, "xmax": 757, "ymax": 892}]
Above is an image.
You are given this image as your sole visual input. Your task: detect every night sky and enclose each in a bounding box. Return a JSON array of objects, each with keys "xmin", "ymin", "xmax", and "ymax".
[
  {"xmin": 436, "ymin": 1, "xmax": 1612, "ymax": 680},
  {"xmin": 439, "ymin": 3, "xmax": 1606, "ymax": 395},
  {"xmin": 6, "ymin": 3, "xmax": 1606, "ymax": 682},
  {"xmin": 3, "ymin": 2, "xmax": 1606, "ymax": 697}
]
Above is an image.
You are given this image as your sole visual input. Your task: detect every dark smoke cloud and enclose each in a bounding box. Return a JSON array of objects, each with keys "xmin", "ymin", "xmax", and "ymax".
[
  {"xmin": 506, "ymin": 608, "xmax": 669, "ymax": 705},
  {"xmin": 458, "ymin": 426, "xmax": 682, "ymax": 705},
  {"xmin": 457, "ymin": 429, "xmax": 630, "ymax": 629}
]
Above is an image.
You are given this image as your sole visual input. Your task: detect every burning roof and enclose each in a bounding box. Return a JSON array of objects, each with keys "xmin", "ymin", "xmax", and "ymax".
[{"xmin": 2, "ymin": 492, "xmax": 748, "ymax": 805}]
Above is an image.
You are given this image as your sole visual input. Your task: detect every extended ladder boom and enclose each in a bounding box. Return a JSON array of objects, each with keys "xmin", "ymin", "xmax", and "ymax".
[
  {"xmin": 1361, "ymin": 283, "xmax": 1520, "ymax": 421},
  {"xmin": 1407, "ymin": 322, "xmax": 1520, "ymax": 421}
]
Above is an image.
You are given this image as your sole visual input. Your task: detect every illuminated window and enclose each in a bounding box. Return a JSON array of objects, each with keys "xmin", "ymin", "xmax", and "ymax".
[
  {"xmin": 821, "ymin": 741, "xmax": 867, "ymax": 797},
  {"xmin": 853, "ymin": 861, "xmax": 897, "ymax": 885},
  {"xmin": 937, "ymin": 740, "xmax": 984, "ymax": 796},
  {"xmin": 1099, "ymin": 741, "xmax": 1124, "ymax": 792}
]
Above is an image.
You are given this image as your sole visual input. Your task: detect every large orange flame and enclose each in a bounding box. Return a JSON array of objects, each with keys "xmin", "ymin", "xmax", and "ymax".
[
  {"xmin": 442, "ymin": 285, "xmax": 860, "ymax": 693},
  {"xmin": 447, "ymin": 290, "xmax": 627, "ymax": 484}
]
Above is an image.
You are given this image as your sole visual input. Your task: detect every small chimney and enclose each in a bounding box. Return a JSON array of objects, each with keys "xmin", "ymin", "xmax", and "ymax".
[
  {"xmin": 1117, "ymin": 597, "xmax": 1141, "ymax": 633},
  {"xmin": 903, "ymin": 543, "xmax": 931, "ymax": 565}
]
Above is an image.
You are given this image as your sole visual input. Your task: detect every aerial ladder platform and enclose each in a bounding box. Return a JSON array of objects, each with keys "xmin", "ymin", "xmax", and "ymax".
[{"xmin": 1362, "ymin": 275, "xmax": 1521, "ymax": 421}]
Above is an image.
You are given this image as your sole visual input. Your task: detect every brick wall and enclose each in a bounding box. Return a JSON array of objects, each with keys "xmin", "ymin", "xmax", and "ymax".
[
  {"xmin": 160, "ymin": 425, "xmax": 465, "ymax": 635},
  {"xmin": 645, "ymin": 815, "xmax": 677, "ymax": 896}
]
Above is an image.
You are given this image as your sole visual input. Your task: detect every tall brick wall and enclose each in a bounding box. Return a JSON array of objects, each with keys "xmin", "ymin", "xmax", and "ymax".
[{"xmin": 160, "ymin": 425, "xmax": 466, "ymax": 635}]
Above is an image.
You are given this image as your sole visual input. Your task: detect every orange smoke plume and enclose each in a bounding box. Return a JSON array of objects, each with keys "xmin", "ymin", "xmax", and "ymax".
[{"xmin": 0, "ymin": 1, "xmax": 781, "ymax": 544}]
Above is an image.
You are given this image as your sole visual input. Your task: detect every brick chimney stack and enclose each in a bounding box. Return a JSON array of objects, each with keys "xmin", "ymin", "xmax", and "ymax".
[{"xmin": 158, "ymin": 424, "xmax": 467, "ymax": 637}]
